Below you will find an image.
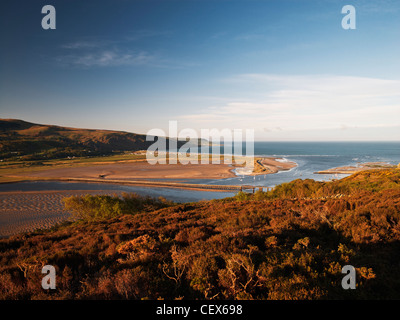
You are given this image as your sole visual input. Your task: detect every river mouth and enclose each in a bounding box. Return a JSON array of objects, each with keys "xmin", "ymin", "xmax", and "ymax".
[
  {"xmin": 0, "ymin": 180, "xmax": 237, "ymax": 202},
  {"xmin": 0, "ymin": 181, "xmax": 236, "ymax": 238}
]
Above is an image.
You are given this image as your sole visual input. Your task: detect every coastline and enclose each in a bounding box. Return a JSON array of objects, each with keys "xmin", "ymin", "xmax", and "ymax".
[{"xmin": 0, "ymin": 157, "xmax": 295, "ymax": 238}]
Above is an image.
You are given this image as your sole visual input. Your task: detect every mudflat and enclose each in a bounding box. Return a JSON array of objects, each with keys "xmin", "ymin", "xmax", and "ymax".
[{"xmin": 0, "ymin": 190, "xmax": 127, "ymax": 238}]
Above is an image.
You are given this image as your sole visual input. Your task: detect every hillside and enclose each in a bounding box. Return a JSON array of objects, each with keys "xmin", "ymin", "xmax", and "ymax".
[
  {"xmin": 0, "ymin": 169, "xmax": 400, "ymax": 300},
  {"xmin": 0, "ymin": 119, "xmax": 181, "ymax": 161}
]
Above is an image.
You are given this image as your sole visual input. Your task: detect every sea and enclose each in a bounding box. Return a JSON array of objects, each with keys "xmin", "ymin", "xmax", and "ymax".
[
  {"xmin": 2, "ymin": 142, "xmax": 399, "ymax": 202},
  {"xmin": 205, "ymin": 141, "xmax": 400, "ymax": 187}
]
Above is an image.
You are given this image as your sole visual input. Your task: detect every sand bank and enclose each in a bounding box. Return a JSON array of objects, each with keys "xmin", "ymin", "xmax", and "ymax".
[
  {"xmin": 7, "ymin": 157, "xmax": 297, "ymax": 182},
  {"xmin": 259, "ymin": 157, "xmax": 297, "ymax": 174},
  {"xmin": 315, "ymin": 162, "xmax": 395, "ymax": 174},
  {"xmin": 10, "ymin": 161, "xmax": 235, "ymax": 180}
]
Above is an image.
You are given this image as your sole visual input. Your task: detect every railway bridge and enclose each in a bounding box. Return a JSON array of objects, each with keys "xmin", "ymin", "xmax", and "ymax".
[{"xmin": 52, "ymin": 177, "xmax": 275, "ymax": 193}]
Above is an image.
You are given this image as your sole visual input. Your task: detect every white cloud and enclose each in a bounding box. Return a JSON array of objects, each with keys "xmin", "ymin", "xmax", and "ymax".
[
  {"xmin": 61, "ymin": 41, "xmax": 106, "ymax": 49},
  {"xmin": 63, "ymin": 50, "xmax": 154, "ymax": 67},
  {"xmin": 57, "ymin": 31, "xmax": 171, "ymax": 68},
  {"xmin": 61, "ymin": 30, "xmax": 170, "ymax": 50},
  {"xmin": 178, "ymin": 74, "xmax": 400, "ymax": 140}
]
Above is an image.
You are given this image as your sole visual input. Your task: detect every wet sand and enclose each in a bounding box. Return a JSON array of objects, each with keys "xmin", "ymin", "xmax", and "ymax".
[{"xmin": 0, "ymin": 190, "xmax": 124, "ymax": 238}]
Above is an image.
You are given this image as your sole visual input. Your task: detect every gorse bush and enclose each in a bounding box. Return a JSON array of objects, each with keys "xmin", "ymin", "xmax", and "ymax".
[
  {"xmin": 63, "ymin": 192, "xmax": 174, "ymax": 221},
  {"xmin": 63, "ymin": 194, "xmax": 124, "ymax": 220}
]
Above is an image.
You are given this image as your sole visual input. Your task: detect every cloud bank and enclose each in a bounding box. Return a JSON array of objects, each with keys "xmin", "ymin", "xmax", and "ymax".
[{"xmin": 179, "ymin": 74, "xmax": 400, "ymax": 140}]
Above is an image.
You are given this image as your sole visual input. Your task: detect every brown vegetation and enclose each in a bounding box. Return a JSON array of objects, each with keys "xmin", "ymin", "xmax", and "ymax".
[
  {"xmin": 0, "ymin": 118, "xmax": 182, "ymax": 161},
  {"xmin": 0, "ymin": 169, "xmax": 400, "ymax": 300}
]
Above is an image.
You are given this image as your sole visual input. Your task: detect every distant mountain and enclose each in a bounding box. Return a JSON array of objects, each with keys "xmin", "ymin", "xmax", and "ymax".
[{"xmin": 0, "ymin": 119, "xmax": 184, "ymax": 160}]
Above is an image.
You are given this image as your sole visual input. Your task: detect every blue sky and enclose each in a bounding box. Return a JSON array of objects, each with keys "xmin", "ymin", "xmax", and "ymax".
[{"xmin": 1, "ymin": 0, "xmax": 399, "ymax": 140}]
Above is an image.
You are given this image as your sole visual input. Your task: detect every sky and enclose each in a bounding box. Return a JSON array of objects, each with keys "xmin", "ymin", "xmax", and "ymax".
[{"xmin": 0, "ymin": 0, "xmax": 399, "ymax": 141}]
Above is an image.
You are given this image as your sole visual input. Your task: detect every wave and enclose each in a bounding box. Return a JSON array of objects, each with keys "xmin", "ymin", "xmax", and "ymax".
[
  {"xmin": 274, "ymin": 157, "xmax": 290, "ymax": 163},
  {"xmin": 255, "ymin": 154, "xmax": 342, "ymax": 158}
]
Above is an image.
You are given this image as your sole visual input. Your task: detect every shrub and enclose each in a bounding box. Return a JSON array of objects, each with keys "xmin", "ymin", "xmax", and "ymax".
[
  {"xmin": 63, "ymin": 192, "xmax": 175, "ymax": 221},
  {"xmin": 63, "ymin": 194, "xmax": 124, "ymax": 220}
]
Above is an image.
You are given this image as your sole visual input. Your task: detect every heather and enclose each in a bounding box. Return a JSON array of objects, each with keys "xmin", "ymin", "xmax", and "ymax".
[{"xmin": 1, "ymin": 169, "xmax": 399, "ymax": 300}]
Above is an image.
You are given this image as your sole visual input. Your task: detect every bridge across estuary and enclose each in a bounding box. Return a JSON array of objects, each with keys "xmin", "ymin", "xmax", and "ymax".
[{"xmin": 39, "ymin": 177, "xmax": 275, "ymax": 193}]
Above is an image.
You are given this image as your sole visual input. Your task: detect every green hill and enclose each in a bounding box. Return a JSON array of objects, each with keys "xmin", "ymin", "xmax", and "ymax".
[{"xmin": 0, "ymin": 119, "xmax": 180, "ymax": 161}]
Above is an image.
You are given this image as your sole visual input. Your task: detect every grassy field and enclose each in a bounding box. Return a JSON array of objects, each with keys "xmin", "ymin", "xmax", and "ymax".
[{"xmin": 0, "ymin": 153, "xmax": 148, "ymax": 183}]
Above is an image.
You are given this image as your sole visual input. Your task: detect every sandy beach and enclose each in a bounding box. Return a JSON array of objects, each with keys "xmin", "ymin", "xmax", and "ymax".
[
  {"xmin": 259, "ymin": 157, "xmax": 297, "ymax": 174},
  {"xmin": 315, "ymin": 162, "xmax": 395, "ymax": 174},
  {"xmin": 0, "ymin": 157, "xmax": 297, "ymax": 238}
]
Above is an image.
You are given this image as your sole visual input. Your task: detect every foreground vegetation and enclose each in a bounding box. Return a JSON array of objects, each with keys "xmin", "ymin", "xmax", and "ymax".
[{"xmin": 0, "ymin": 169, "xmax": 400, "ymax": 299}]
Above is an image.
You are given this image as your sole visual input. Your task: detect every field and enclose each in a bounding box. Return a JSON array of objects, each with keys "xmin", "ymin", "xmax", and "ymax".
[{"xmin": 0, "ymin": 153, "xmax": 147, "ymax": 183}]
